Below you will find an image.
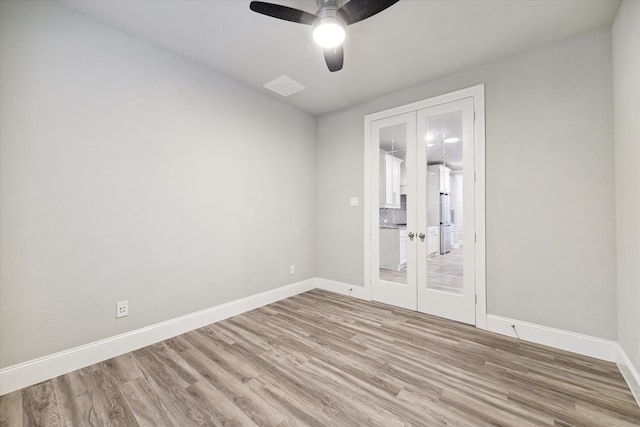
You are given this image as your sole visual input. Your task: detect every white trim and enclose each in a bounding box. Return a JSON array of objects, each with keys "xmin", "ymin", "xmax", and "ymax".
[
  {"xmin": 0, "ymin": 278, "xmax": 316, "ymax": 396},
  {"xmin": 616, "ymin": 344, "xmax": 640, "ymax": 407},
  {"xmin": 486, "ymin": 314, "xmax": 618, "ymax": 362},
  {"xmin": 363, "ymin": 117, "xmax": 373, "ymax": 301},
  {"xmin": 364, "ymin": 85, "xmax": 485, "ymax": 122},
  {"xmin": 4, "ymin": 279, "xmax": 635, "ymax": 406},
  {"xmin": 316, "ymin": 277, "xmax": 369, "ymax": 300},
  {"xmin": 472, "ymin": 87, "xmax": 487, "ymax": 330}
]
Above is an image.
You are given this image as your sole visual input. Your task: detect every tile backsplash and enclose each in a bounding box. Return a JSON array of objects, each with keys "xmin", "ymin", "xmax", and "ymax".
[{"xmin": 380, "ymin": 195, "xmax": 407, "ymax": 226}]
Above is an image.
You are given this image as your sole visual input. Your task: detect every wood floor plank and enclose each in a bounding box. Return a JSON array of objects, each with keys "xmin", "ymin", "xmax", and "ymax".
[
  {"xmin": 253, "ymin": 350, "xmax": 378, "ymax": 427},
  {"xmin": 396, "ymin": 386, "xmax": 497, "ymax": 426},
  {"xmin": 3, "ymin": 289, "xmax": 639, "ymax": 426},
  {"xmin": 100, "ymin": 352, "xmax": 144, "ymax": 385},
  {"xmin": 214, "ymin": 320, "xmax": 273, "ymax": 355},
  {"xmin": 131, "ymin": 347, "xmax": 212, "ymax": 426},
  {"xmin": 182, "ymin": 329, "xmax": 262, "ymax": 383},
  {"xmin": 281, "ymin": 358, "xmax": 405, "ymax": 427},
  {"xmin": 246, "ymin": 375, "xmax": 337, "ymax": 427},
  {"xmin": 0, "ymin": 390, "xmax": 24, "ymax": 427},
  {"xmin": 438, "ymin": 387, "xmax": 547, "ymax": 427},
  {"xmin": 184, "ymin": 379, "xmax": 259, "ymax": 427},
  {"xmin": 51, "ymin": 375, "xmax": 99, "ymax": 427},
  {"xmin": 119, "ymin": 377, "xmax": 178, "ymax": 427},
  {"xmin": 180, "ymin": 347, "xmax": 284, "ymax": 427},
  {"xmin": 86, "ymin": 367, "xmax": 139, "ymax": 426},
  {"xmin": 302, "ymin": 357, "xmax": 439, "ymax": 426},
  {"xmin": 22, "ymin": 381, "xmax": 62, "ymax": 427}
]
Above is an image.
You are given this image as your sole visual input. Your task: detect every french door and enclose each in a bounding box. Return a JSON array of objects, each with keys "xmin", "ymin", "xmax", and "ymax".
[
  {"xmin": 369, "ymin": 95, "xmax": 478, "ymax": 325},
  {"xmin": 370, "ymin": 112, "xmax": 417, "ymax": 310}
]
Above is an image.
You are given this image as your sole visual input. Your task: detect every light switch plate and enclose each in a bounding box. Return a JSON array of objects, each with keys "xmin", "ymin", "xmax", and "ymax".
[{"xmin": 350, "ymin": 196, "xmax": 359, "ymax": 207}]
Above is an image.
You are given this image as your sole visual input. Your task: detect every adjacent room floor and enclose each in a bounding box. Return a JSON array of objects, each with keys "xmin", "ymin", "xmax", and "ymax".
[
  {"xmin": 1, "ymin": 289, "xmax": 638, "ymax": 426},
  {"xmin": 380, "ymin": 247, "xmax": 464, "ymax": 294}
]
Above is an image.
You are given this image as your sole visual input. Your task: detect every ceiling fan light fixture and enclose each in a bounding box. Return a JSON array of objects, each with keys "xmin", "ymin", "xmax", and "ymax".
[
  {"xmin": 313, "ymin": 16, "xmax": 346, "ymax": 48},
  {"xmin": 249, "ymin": 0, "xmax": 400, "ymax": 72}
]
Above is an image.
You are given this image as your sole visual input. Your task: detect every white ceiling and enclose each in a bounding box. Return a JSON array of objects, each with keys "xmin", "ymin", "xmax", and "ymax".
[
  {"xmin": 379, "ymin": 112, "xmax": 464, "ymax": 170},
  {"xmin": 61, "ymin": 0, "xmax": 621, "ymax": 116},
  {"xmin": 425, "ymin": 111, "xmax": 463, "ymax": 170}
]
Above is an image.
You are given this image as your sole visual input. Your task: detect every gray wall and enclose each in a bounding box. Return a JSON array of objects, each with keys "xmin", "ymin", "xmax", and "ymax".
[
  {"xmin": 0, "ymin": 1, "xmax": 316, "ymax": 368},
  {"xmin": 613, "ymin": 1, "xmax": 640, "ymax": 373},
  {"xmin": 0, "ymin": 0, "xmax": 626, "ymax": 371},
  {"xmin": 317, "ymin": 28, "xmax": 617, "ymax": 340}
]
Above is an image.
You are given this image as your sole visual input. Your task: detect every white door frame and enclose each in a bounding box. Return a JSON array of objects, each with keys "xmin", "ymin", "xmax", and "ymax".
[{"xmin": 363, "ymin": 84, "xmax": 487, "ymax": 329}]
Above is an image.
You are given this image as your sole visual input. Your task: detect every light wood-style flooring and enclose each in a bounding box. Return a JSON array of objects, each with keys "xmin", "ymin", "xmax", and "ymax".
[
  {"xmin": 1, "ymin": 289, "xmax": 639, "ymax": 426},
  {"xmin": 379, "ymin": 266, "xmax": 408, "ymax": 283},
  {"xmin": 379, "ymin": 247, "xmax": 464, "ymax": 294},
  {"xmin": 427, "ymin": 246, "xmax": 463, "ymax": 294}
]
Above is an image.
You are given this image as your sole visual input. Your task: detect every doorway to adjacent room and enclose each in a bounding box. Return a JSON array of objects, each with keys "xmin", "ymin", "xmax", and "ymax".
[{"xmin": 364, "ymin": 85, "xmax": 486, "ymax": 326}]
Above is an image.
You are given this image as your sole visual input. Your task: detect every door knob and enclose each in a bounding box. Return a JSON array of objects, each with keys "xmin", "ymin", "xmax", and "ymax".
[
  {"xmin": 408, "ymin": 232, "xmax": 415, "ymax": 240},
  {"xmin": 418, "ymin": 232, "xmax": 425, "ymax": 241}
]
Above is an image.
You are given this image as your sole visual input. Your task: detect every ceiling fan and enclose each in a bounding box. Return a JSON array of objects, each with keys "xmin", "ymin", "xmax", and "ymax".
[{"xmin": 249, "ymin": 0, "xmax": 399, "ymax": 72}]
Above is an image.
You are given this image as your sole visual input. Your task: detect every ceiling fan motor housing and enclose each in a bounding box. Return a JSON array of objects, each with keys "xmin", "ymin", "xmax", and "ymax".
[{"xmin": 317, "ymin": 0, "xmax": 349, "ymax": 22}]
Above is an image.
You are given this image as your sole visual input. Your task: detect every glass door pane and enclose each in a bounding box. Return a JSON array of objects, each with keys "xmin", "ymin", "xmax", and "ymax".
[
  {"xmin": 378, "ymin": 122, "xmax": 408, "ymax": 284},
  {"xmin": 424, "ymin": 110, "xmax": 464, "ymax": 294},
  {"xmin": 371, "ymin": 112, "xmax": 417, "ymax": 311},
  {"xmin": 417, "ymin": 98, "xmax": 475, "ymax": 324}
]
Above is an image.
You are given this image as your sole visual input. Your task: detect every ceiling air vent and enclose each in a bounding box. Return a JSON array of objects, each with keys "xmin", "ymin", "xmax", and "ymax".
[{"xmin": 263, "ymin": 75, "xmax": 306, "ymax": 97}]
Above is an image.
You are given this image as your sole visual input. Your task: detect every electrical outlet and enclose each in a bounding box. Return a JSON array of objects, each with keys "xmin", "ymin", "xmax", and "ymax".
[
  {"xmin": 116, "ymin": 301, "xmax": 128, "ymax": 318},
  {"xmin": 290, "ymin": 265, "xmax": 296, "ymax": 275}
]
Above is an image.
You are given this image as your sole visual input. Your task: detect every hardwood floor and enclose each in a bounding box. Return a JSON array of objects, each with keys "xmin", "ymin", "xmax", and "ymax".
[
  {"xmin": 427, "ymin": 246, "xmax": 463, "ymax": 294},
  {"xmin": 1, "ymin": 289, "xmax": 639, "ymax": 426},
  {"xmin": 379, "ymin": 266, "xmax": 407, "ymax": 283},
  {"xmin": 379, "ymin": 246, "xmax": 464, "ymax": 294}
]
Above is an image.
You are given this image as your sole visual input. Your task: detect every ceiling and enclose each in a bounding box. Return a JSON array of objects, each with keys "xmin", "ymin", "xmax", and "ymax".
[
  {"xmin": 379, "ymin": 112, "xmax": 464, "ymax": 171},
  {"xmin": 426, "ymin": 111, "xmax": 463, "ymax": 170},
  {"xmin": 61, "ymin": 0, "xmax": 621, "ymax": 116}
]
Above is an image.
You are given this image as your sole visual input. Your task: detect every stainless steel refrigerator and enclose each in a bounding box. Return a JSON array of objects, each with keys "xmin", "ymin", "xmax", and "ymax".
[{"xmin": 439, "ymin": 194, "xmax": 452, "ymax": 254}]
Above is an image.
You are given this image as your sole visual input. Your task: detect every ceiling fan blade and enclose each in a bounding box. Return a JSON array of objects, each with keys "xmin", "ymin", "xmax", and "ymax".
[
  {"xmin": 324, "ymin": 45, "xmax": 344, "ymax": 72},
  {"xmin": 249, "ymin": 1, "xmax": 317, "ymax": 25},
  {"xmin": 339, "ymin": 0, "xmax": 399, "ymax": 25}
]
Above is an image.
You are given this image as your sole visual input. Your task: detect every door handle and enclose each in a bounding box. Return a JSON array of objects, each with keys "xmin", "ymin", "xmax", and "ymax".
[
  {"xmin": 418, "ymin": 232, "xmax": 425, "ymax": 241},
  {"xmin": 408, "ymin": 232, "xmax": 415, "ymax": 241}
]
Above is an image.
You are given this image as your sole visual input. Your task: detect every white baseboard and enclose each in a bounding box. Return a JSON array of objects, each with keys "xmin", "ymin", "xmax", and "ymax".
[
  {"xmin": 2, "ymin": 280, "xmax": 634, "ymax": 403},
  {"xmin": 617, "ymin": 344, "xmax": 640, "ymax": 407},
  {"xmin": 486, "ymin": 315, "xmax": 618, "ymax": 362},
  {"xmin": 0, "ymin": 278, "xmax": 316, "ymax": 396},
  {"xmin": 316, "ymin": 277, "xmax": 368, "ymax": 300}
]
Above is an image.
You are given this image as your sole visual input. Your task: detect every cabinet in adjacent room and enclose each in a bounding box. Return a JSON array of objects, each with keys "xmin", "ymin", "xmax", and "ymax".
[
  {"xmin": 380, "ymin": 153, "xmax": 403, "ymax": 208},
  {"xmin": 380, "ymin": 228, "xmax": 407, "ymax": 270},
  {"xmin": 427, "ymin": 226, "xmax": 440, "ymax": 256}
]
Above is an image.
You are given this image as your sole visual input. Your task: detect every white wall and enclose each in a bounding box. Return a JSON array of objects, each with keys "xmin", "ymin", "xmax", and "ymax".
[
  {"xmin": 317, "ymin": 28, "xmax": 617, "ymax": 340},
  {"xmin": 613, "ymin": 0, "xmax": 640, "ymax": 374},
  {"xmin": 0, "ymin": 1, "xmax": 316, "ymax": 368}
]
